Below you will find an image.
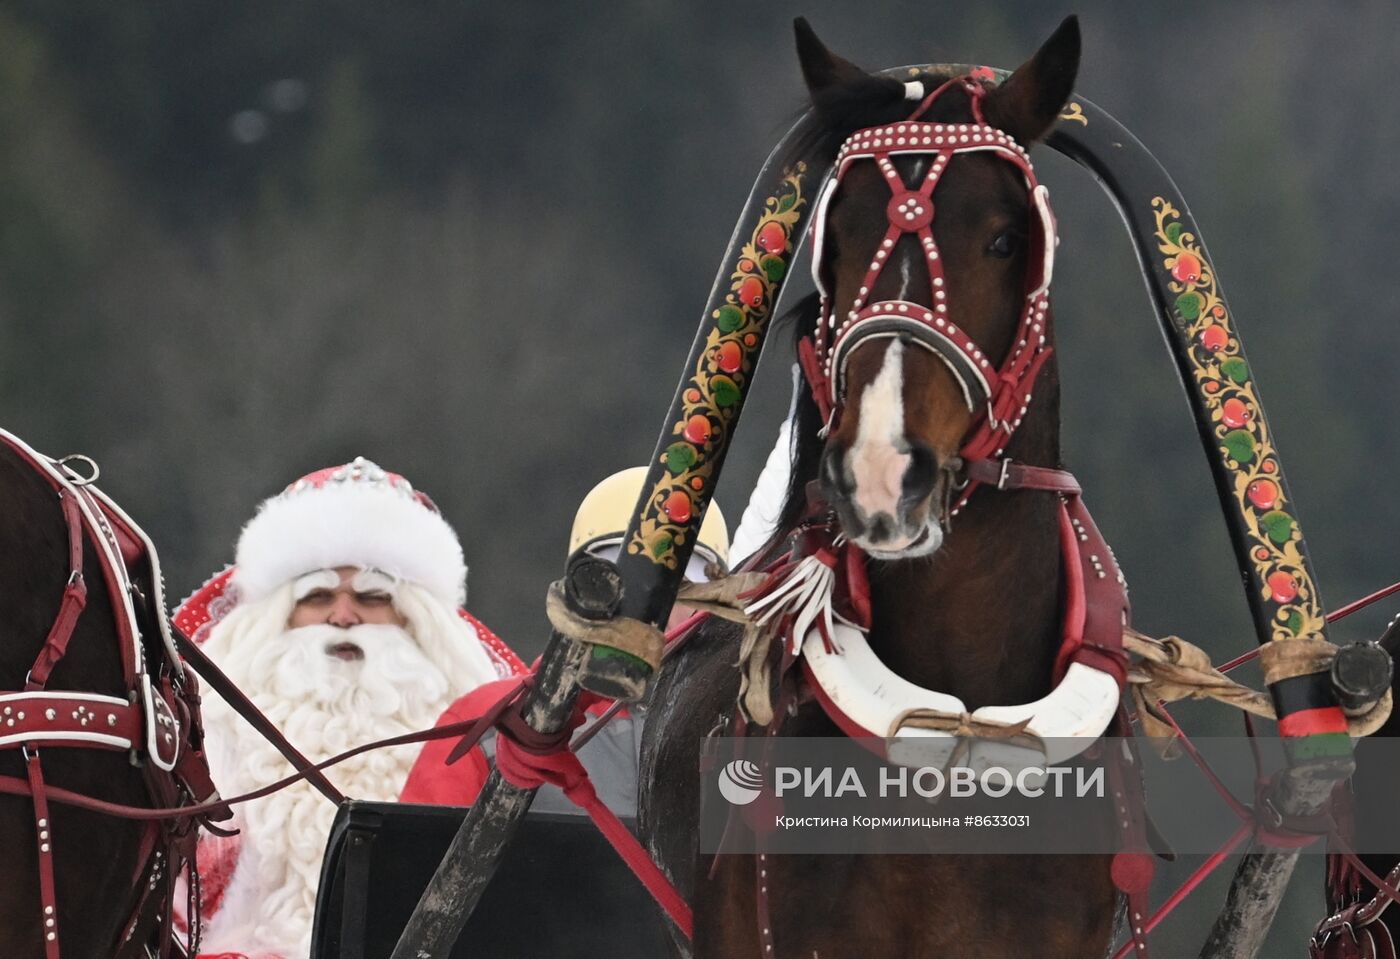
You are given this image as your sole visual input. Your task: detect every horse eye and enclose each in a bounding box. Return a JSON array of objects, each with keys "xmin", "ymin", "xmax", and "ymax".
[{"xmin": 987, "ymin": 231, "xmax": 1020, "ymax": 259}]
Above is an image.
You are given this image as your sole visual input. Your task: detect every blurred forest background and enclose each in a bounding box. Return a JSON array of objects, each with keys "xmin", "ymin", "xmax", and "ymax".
[{"xmin": 0, "ymin": 0, "xmax": 1396, "ymax": 952}]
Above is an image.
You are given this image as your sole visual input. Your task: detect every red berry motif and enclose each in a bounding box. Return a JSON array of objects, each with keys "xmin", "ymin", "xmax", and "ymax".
[
  {"xmin": 1204, "ymin": 382, "xmax": 1220, "ymax": 394},
  {"xmin": 1262, "ymin": 460, "xmax": 1276, "ymax": 474},
  {"xmin": 1267, "ymin": 571, "xmax": 1298, "ymax": 604},
  {"xmin": 664, "ymin": 491, "xmax": 692, "ymax": 524},
  {"xmin": 683, "ymin": 415, "xmax": 711, "ymax": 445},
  {"xmin": 689, "ymin": 477, "xmax": 704, "ymax": 491},
  {"xmin": 1221, "ymin": 398, "xmax": 1252, "ymax": 428},
  {"xmin": 757, "ymin": 222, "xmax": 787, "ymax": 254},
  {"xmin": 738, "ymin": 277, "xmax": 764, "ymax": 308},
  {"xmin": 1255, "ymin": 548, "xmax": 1270, "ymax": 561},
  {"xmin": 743, "ymin": 333, "xmax": 758, "ymax": 347},
  {"xmin": 716, "ymin": 341, "xmax": 743, "ymax": 373},
  {"xmin": 1172, "ymin": 253, "xmax": 1202, "ymax": 283},
  {"xmin": 1200, "ymin": 325, "xmax": 1228, "ymax": 352},
  {"xmin": 1247, "ymin": 479, "xmax": 1278, "ymax": 510},
  {"xmin": 685, "ymin": 389, "xmax": 701, "ymax": 403},
  {"xmin": 738, "ymin": 259, "xmax": 756, "ymax": 273}
]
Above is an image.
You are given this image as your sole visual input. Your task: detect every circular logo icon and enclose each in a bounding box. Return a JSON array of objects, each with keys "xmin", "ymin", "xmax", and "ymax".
[{"xmin": 717, "ymin": 759, "xmax": 764, "ymax": 805}]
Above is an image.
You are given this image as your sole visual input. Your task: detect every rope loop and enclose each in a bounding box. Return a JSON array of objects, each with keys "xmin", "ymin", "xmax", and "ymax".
[
  {"xmin": 544, "ymin": 580, "xmax": 666, "ymax": 670},
  {"xmin": 1124, "ymin": 629, "xmax": 1392, "ymax": 752}
]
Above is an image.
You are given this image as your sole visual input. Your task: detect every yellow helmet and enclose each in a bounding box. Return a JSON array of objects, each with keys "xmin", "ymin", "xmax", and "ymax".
[{"xmin": 569, "ymin": 467, "xmax": 729, "ymax": 579}]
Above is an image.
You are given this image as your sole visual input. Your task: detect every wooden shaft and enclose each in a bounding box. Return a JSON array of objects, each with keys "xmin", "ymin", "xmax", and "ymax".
[
  {"xmin": 388, "ymin": 579, "xmax": 596, "ymax": 959},
  {"xmin": 1198, "ymin": 761, "xmax": 1343, "ymax": 957},
  {"xmin": 1198, "ymin": 849, "xmax": 1301, "ymax": 958}
]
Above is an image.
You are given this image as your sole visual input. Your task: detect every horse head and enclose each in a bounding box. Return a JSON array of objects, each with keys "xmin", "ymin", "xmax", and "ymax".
[{"xmin": 795, "ymin": 17, "xmax": 1079, "ymax": 560}]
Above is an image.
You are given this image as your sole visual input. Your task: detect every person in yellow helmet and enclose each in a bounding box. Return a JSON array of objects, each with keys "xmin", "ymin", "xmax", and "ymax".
[
  {"xmin": 567, "ymin": 465, "xmax": 730, "ymax": 626},
  {"xmin": 401, "ymin": 468, "xmax": 729, "ymax": 815}
]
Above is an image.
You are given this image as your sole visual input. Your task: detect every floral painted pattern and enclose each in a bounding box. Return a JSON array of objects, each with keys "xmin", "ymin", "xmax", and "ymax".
[
  {"xmin": 629, "ymin": 165, "xmax": 808, "ymax": 568},
  {"xmin": 1153, "ymin": 197, "xmax": 1325, "ymax": 641}
]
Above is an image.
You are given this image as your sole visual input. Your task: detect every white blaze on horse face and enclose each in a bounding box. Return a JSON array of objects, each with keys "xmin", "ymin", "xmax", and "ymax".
[
  {"xmin": 849, "ymin": 340, "xmax": 909, "ymax": 523},
  {"xmin": 846, "ymin": 339, "xmax": 945, "ymax": 559}
]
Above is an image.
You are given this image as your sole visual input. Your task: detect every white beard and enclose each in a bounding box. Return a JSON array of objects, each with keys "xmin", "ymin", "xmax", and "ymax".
[{"xmin": 197, "ymin": 598, "xmax": 460, "ymax": 959}]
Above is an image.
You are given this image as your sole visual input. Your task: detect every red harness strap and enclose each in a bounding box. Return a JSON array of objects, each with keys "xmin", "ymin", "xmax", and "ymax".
[
  {"xmin": 491, "ymin": 726, "xmax": 695, "ymax": 937},
  {"xmin": 25, "ymin": 492, "xmax": 87, "ymax": 692},
  {"xmin": 18, "ymin": 487, "xmax": 91, "ymax": 959},
  {"xmin": 1105, "ymin": 723, "xmax": 1155, "ymax": 958},
  {"xmin": 26, "ymin": 751, "xmax": 60, "ymax": 959}
]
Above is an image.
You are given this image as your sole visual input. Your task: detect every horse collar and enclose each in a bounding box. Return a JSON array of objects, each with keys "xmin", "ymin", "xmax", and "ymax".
[
  {"xmin": 802, "ymin": 74, "xmax": 1059, "ymax": 500},
  {"xmin": 772, "ymin": 459, "xmax": 1131, "ymax": 767}
]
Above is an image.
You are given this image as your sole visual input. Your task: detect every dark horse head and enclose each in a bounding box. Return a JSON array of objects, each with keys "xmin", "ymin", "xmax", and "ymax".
[{"xmin": 780, "ymin": 16, "xmax": 1079, "ymax": 562}]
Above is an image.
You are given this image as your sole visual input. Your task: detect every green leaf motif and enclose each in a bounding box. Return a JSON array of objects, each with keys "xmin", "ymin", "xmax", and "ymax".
[
  {"xmin": 761, "ymin": 255, "xmax": 786, "ymax": 282},
  {"xmin": 716, "ymin": 305, "xmax": 744, "ymax": 333},
  {"xmin": 1220, "ymin": 357, "xmax": 1249, "ymax": 384},
  {"xmin": 1165, "ymin": 222, "xmax": 1183, "ymax": 244},
  {"xmin": 777, "ymin": 193, "xmax": 797, "ymax": 213},
  {"xmin": 1176, "ymin": 292, "xmax": 1202, "ymax": 321},
  {"xmin": 1222, "ymin": 430, "xmax": 1255, "ymax": 464},
  {"xmin": 1285, "ymin": 610, "xmax": 1303, "ymax": 636},
  {"xmin": 1260, "ymin": 510, "xmax": 1295, "ymax": 545},
  {"xmin": 652, "ymin": 534, "xmax": 673, "ymax": 558},
  {"xmin": 665, "ymin": 443, "xmax": 697, "ymax": 475},
  {"xmin": 712, "ymin": 375, "xmax": 741, "ymax": 408}
]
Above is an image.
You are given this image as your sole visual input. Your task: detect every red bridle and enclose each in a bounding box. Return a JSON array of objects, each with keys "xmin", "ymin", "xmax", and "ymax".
[{"xmin": 799, "ymin": 75, "xmax": 1059, "ymax": 506}]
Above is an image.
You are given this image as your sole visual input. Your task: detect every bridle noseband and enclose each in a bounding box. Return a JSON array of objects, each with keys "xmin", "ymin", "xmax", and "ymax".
[{"xmin": 799, "ymin": 75, "xmax": 1059, "ymax": 514}]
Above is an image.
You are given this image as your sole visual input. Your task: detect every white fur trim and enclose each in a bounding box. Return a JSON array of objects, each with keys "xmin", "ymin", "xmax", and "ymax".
[{"xmin": 233, "ymin": 483, "xmax": 466, "ymax": 607}]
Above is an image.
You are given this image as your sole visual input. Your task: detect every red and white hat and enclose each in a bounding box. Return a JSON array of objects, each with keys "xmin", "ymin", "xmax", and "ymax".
[{"xmin": 227, "ymin": 457, "xmax": 466, "ymax": 607}]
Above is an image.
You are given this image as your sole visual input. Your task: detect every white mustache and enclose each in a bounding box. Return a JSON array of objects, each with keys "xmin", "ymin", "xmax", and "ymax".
[{"xmin": 247, "ymin": 622, "xmax": 451, "ymax": 718}]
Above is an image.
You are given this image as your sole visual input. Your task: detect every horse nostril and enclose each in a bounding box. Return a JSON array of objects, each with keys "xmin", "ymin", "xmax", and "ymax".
[
  {"xmin": 902, "ymin": 442, "xmax": 938, "ymax": 506},
  {"xmin": 867, "ymin": 513, "xmax": 895, "ymax": 543}
]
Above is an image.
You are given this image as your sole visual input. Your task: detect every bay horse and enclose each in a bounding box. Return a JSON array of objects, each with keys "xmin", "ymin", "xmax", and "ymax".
[
  {"xmin": 640, "ymin": 17, "xmax": 1132, "ymax": 958},
  {"xmin": 0, "ymin": 433, "xmax": 219, "ymax": 958}
]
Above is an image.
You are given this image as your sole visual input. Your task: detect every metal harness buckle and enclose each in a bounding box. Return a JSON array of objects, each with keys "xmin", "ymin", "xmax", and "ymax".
[{"xmin": 997, "ymin": 458, "xmax": 1013, "ymax": 491}]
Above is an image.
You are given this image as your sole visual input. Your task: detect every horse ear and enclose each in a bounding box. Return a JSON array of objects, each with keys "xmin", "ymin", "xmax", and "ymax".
[
  {"xmin": 984, "ymin": 16, "xmax": 1081, "ymax": 144},
  {"xmin": 794, "ymin": 17, "xmax": 867, "ymax": 100}
]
